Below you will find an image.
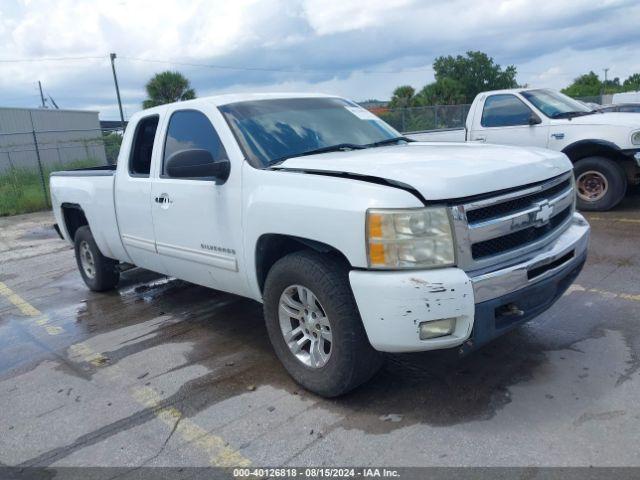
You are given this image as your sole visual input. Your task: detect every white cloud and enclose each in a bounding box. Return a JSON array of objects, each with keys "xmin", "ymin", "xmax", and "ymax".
[
  {"xmin": 0, "ymin": 0, "xmax": 638, "ymax": 119},
  {"xmin": 302, "ymin": 0, "xmax": 413, "ymax": 35}
]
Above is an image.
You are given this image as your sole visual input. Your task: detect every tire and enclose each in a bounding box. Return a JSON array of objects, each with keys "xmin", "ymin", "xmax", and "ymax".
[
  {"xmin": 74, "ymin": 226, "xmax": 119, "ymax": 292},
  {"xmin": 574, "ymin": 156, "xmax": 627, "ymax": 211},
  {"xmin": 263, "ymin": 250, "xmax": 383, "ymax": 397}
]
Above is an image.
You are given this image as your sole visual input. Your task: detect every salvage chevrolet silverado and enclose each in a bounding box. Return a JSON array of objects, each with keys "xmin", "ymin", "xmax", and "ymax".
[{"xmin": 50, "ymin": 93, "xmax": 590, "ymax": 396}]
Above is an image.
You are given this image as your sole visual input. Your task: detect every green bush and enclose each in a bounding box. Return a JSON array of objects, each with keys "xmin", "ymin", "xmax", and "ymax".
[{"xmin": 0, "ymin": 159, "xmax": 100, "ymax": 216}]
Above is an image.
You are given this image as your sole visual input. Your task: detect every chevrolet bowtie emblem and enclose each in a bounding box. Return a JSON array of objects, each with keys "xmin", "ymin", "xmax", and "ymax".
[{"xmin": 534, "ymin": 200, "xmax": 553, "ymax": 224}]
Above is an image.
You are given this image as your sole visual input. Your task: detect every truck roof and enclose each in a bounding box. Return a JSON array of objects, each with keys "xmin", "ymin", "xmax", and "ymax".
[
  {"xmin": 475, "ymin": 87, "xmax": 565, "ymax": 97},
  {"xmin": 476, "ymin": 88, "xmax": 533, "ymax": 96},
  {"xmin": 134, "ymin": 92, "xmax": 338, "ymax": 118}
]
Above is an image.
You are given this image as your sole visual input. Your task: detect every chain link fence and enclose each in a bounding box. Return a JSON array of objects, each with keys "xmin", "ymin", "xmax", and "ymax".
[
  {"xmin": 574, "ymin": 95, "xmax": 603, "ymax": 105},
  {"xmin": 368, "ymin": 104, "xmax": 472, "ymax": 133},
  {"xmin": 0, "ymin": 127, "xmax": 123, "ymax": 216}
]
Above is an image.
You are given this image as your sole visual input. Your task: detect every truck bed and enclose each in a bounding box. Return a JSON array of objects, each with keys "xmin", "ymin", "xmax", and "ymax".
[
  {"xmin": 406, "ymin": 128, "xmax": 466, "ymax": 143},
  {"xmin": 50, "ymin": 164, "xmax": 117, "ymax": 177},
  {"xmin": 49, "ymin": 165, "xmax": 127, "ymax": 262}
]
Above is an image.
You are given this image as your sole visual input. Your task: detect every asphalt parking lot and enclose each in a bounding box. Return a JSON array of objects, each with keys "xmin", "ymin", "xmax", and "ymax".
[{"xmin": 1, "ymin": 191, "xmax": 639, "ymax": 471}]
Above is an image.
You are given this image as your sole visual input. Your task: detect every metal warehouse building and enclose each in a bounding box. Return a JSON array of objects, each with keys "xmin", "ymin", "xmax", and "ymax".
[{"xmin": 0, "ymin": 107, "xmax": 107, "ymax": 173}]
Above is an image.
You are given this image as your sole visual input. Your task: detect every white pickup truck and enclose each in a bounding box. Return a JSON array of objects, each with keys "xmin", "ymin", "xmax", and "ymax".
[
  {"xmin": 50, "ymin": 93, "xmax": 590, "ymax": 397},
  {"xmin": 410, "ymin": 88, "xmax": 640, "ymax": 211}
]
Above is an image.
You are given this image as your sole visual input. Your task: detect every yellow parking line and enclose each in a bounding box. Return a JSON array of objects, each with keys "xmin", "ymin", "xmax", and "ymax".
[
  {"xmin": 587, "ymin": 216, "xmax": 640, "ymax": 224},
  {"xmin": 567, "ymin": 284, "xmax": 640, "ymax": 302},
  {"xmin": 0, "ymin": 280, "xmax": 251, "ymax": 467},
  {"xmin": 0, "ymin": 281, "xmax": 42, "ymax": 317},
  {"xmin": 132, "ymin": 387, "xmax": 251, "ymax": 467}
]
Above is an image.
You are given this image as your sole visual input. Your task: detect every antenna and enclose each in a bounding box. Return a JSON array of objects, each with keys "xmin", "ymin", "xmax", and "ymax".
[
  {"xmin": 37, "ymin": 80, "xmax": 47, "ymax": 108},
  {"xmin": 48, "ymin": 94, "xmax": 59, "ymax": 109}
]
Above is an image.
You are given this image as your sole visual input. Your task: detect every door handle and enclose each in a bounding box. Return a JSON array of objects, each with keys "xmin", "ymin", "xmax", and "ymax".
[
  {"xmin": 154, "ymin": 193, "xmax": 172, "ymax": 205},
  {"xmin": 473, "ymin": 135, "xmax": 486, "ymax": 142}
]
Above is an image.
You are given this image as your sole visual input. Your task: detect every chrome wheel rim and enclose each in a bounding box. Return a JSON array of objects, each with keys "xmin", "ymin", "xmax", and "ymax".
[
  {"xmin": 577, "ymin": 170, "xmax": 608, "ymax": 202},
  {"xmin": 278, "ymin": 285, "xmax": 332, "ymax": 368},
  {"xmin": 79, "ymin": 240, "xmax": 96, "ymax": 279}
]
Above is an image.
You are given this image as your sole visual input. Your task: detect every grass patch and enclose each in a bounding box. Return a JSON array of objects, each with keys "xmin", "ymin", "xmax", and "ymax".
[{"xmin": 0, "ymin": 159, "xmax": 102, "ymax": 216}]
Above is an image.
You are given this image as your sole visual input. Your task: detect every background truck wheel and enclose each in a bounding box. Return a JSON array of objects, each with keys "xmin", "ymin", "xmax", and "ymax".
[
  {"xmin": 74, "ymin": 226, "xmax": 120, "ymax": 292},
  {"xmin": 263, "ymin": 250, "xmax": 383, "ymax": 397},
  {"xmin": 574, "ymin": 156, "xmax": 627, "ymax": 211}
]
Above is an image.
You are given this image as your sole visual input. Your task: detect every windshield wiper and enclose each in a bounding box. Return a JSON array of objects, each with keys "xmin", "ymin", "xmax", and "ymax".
[
  {"xmin": 366, "ymin": 136, "xmax": 414, "ymax": 147},
  {"xmin": 268, "ymin": 143, "xmax": 366, "ymax": 167}
]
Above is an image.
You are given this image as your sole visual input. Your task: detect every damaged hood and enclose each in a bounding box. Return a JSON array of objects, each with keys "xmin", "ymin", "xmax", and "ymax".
[{"xmin": 277, "ymin": 142, "xmax": 572, "ymax": 200}]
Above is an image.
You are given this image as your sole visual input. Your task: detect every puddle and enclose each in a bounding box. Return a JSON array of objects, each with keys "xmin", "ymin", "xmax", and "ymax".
[
  {"xmin": 6, "ymin": 200, "xmax": 640, "ymax": 443},
  {"xmin": 19, "ymin": 226, "xmax": 59, "ymax": 241}
]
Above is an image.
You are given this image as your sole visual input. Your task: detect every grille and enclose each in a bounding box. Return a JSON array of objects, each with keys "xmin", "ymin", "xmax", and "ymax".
[
  {"xmin": 471, "ymin": 206, "xmax": 572, "ymax": 259},
  {"xmin": 466, "ymin": 178, "xmax": 572, "ymax": 224}
]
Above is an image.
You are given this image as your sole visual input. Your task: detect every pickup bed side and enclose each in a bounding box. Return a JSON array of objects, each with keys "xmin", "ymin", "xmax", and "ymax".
[{"xmin": 50, "ymin": 170, "xmax": 131, "ymax": 263}]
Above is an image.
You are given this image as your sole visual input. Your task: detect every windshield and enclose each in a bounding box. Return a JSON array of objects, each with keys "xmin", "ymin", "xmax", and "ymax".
[
  {"xmin": 521, "ymin": 89, "xmax": 592, "ymax": 118},
  {"xmin": 219, "ymin": 97, "xmax": 400, "ymax": 167}
]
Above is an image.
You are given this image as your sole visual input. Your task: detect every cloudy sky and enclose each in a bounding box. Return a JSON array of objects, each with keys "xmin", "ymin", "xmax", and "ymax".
[{"xmin": 1, "ymin": 0, "xmax": 639, "ymax": 120}]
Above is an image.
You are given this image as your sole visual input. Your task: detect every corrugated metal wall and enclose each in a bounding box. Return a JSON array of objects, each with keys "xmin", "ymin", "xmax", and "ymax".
[{"xmin": 0, "ymin": 108, "xmax": 107, "ymax": 172}]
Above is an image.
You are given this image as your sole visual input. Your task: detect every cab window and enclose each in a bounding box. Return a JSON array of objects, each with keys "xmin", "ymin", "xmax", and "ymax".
[
  {"xmin": 481, "ymin": 94, "xmax": 533, "ymax": 127},
  {"xmin": 162, "ymin": 110, "xmax": 228, "ymax": 178},
  {"xmin": 129, "ymin": 115, "xmax": 159, "ymax": 177}
]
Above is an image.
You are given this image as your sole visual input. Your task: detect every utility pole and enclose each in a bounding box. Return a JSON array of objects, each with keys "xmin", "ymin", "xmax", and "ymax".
[
  {"xmin": 37, "ymin": 81, "xmax": 46, "ymax": 108},
  {"xmin": 603, "ymin": 68, "xmax": 609, "ymax": 96},
  {"xmin": 110, "ymin": 53, "xmax": 126, "ymax": 129}
]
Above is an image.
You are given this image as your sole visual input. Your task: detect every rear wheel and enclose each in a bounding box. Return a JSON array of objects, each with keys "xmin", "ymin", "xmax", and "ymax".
[
  {"xmin": 74, "ymin": 226, "xmax": 119, "ymax": 291},
  {"xmin": 263, "ymin": 251, "xmax": 383, "ymax": 397},
  {"xmin": 574, "ymin": 156, "xmax": 627, "ymax": 211}
]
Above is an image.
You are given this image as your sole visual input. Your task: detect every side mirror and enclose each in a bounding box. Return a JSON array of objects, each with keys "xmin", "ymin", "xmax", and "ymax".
[
  {"xmin": 165, "ymin": 149, "xmax": 230, "ymax": 183},
  {"xmin": 528, "ymin": 113, "xmax": 542, "ymax": 126}
]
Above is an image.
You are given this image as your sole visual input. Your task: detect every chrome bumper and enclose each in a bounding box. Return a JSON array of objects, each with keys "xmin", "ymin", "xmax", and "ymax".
[{"xmin": 471, "ymin": 213, "xmax": 590, "ymax": 303}]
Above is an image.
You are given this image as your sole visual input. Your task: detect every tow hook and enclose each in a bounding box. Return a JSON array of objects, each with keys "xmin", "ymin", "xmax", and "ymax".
[{"xmin": 498, "ymin": 303, "xmax": 525, "ymax": 317}]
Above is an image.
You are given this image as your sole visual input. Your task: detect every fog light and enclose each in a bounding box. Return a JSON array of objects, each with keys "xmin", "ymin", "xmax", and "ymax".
[
  {"xmin": 634, "ymin": 152, "xmax": 640, "ymax": 167},
  {"xmin": 419, "ymin": 318, "xmax": 456, "ymax": 340}
]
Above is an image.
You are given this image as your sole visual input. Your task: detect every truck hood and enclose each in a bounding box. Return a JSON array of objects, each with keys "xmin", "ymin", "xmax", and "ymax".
[
  {"xmin": 554, "ymin": 112, "xmax": 640, "ymax": 128},
  {"xmin": 277, "ymin": 142, "xmax": 572, "ymax": 201}
]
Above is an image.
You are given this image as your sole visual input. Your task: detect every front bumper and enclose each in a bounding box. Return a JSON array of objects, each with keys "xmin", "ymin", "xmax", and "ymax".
[{"xmin": 349, "ymin": 212, "xmax": 590, "ymax": 352}]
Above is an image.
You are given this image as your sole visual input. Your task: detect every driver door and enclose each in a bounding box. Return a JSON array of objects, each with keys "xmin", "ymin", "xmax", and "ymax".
[
  {"xmin": 150, "ymin": 107, "xmax": 245, "ymax": 295},
  {"xmin": 471, "ymin": 94, "xmax": 549, "ymax": 148}
]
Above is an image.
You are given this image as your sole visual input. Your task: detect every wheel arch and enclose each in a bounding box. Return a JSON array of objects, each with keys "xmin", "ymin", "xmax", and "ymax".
[
  {"xmin": 60, "ymin": 203, "xmax": 88, "ymax": 241},
  {"xmin": 255, "ymin": 234, "xmax": 351, "ymax": 294},
  {"xmin": 561, "ymin": 139, "xmax": 625, "ymax": 163}
]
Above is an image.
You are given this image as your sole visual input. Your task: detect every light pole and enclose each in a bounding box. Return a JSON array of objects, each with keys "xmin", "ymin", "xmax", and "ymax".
[
  {"xmin": 110, "ymin": 53, "xmax": 126, "ymax": 129},
  {"xmin": 603, "ymin": 68, "xmax": 609, "ymax": 96}
]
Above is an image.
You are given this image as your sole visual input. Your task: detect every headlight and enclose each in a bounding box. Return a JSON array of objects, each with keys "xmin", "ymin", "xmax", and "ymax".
[
  {"xmin": 366, "ymin": 207, "xmax": 455, "ymax": 269},
  {"xmin": 632, "ymin": 131, "xmax": 640, "ymax": 145}
]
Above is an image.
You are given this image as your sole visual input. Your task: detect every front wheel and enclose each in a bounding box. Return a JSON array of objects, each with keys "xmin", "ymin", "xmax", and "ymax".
[
  {"xmin": 574, "ymin": 156, "xmax": 627, "ymax": 211},
  {"xmin": 263, "ymin": 251, "xmax": 383, "ymax": 397},
  {"xmin": 74, "ymin": 226, "xmax": 119, "ymax": 292}
]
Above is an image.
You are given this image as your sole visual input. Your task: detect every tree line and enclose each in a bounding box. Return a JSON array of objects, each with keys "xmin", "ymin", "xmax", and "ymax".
[
  {"xmin": 387, "ymin": 51, "xmax": 640, "ymax": 109},
  {"xmin": 139, "ymin": 52, "xmax": 640, "ymax": 112}
]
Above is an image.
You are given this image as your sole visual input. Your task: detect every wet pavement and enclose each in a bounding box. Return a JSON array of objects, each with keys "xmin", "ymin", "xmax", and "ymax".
[{"xmin": 0, "ymin": 191, "xmax": 639, "ymax": 469}]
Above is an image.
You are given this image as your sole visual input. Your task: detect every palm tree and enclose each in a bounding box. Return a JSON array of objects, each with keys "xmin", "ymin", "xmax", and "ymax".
[
  {"xmin": 142, "ymin": 71, "xmax": 196, "ymax": 109},
  {"xmin": 388, "ymin": 85, "xmax": 416, "ymax": 108}
]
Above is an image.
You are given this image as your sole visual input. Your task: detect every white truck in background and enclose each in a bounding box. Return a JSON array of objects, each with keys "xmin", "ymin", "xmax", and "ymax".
[
  {"xmin": 50, "ymin": 93, "xmax": 589, "ymax": 397},
  {"xmin": 409, "ymin": 88, "xmax": 640, "ymax": 211}
]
